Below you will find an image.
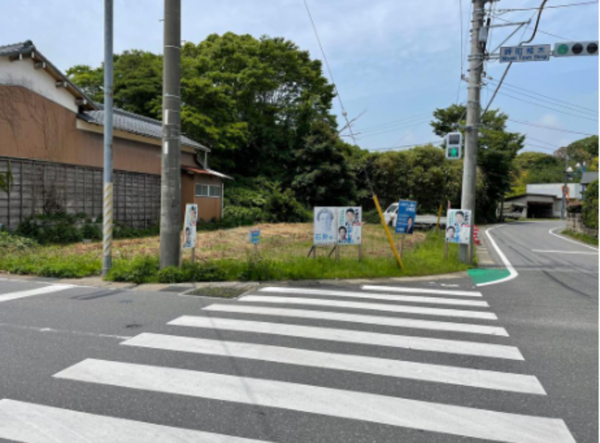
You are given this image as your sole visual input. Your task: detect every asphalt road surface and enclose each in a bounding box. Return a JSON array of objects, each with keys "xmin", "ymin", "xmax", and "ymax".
[{"xmin": 0, "ymin": 220, "xmax": 596, "ymax": 442}]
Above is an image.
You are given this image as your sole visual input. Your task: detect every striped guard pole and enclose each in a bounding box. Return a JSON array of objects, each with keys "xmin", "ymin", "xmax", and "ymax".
[{"xmin": 102, "ymin": 182, "xmax": 113, "ymax": 276}]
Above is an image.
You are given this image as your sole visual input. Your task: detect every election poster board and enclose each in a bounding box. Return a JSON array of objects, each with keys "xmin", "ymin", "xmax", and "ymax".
[
  {"xmin": 445, "ymin": 209, "xmax": 472, "ymax": 245},
  {"xmin": 314, "ymin": 207, "xmax": 337, "ymax": 246},
  {"xmin": 182, "ymin": 204, "xmax": 198, "ymax": 250},
  {"xmin": 337, "ymin": 207, "xmax": 362, "ymax": 246},
  {"xmin": 395, "ymin": 200, "xmax": 417, "ymax": 235},
  {"xmin": 314, "ymin": 207, "xmax": 362, "ymax": 246}
]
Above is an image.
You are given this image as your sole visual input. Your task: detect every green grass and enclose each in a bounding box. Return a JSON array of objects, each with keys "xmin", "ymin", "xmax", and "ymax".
[
  {"xmin": 0, "ymin": 231, "xmax": 471, "ymax": 283},
  {"xmin": 562, "ymin": 229, "xmax": 599, "ymax": 246}
]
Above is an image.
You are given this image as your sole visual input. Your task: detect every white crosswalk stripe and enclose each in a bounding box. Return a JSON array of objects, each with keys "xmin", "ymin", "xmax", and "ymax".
[
  {"xmin": 123, "ymin": 333, "xmax": 545, "ymax": 394},
  {"xmin": 54, "ymin": 359, "xmax": 575, "ymax": 443},
  {"xmin": 13, "ymin": 283, "xmax": 574, "ymax": 443},
  {"xmin": 258, "ymin": 286, "xmax": 487, "ymax": 305},
  {"xmin": 0, "ymin": 284, "xmax": 74, "ymax": 303},
  {"xmin": 239, "ymin": 295, "xmax": 498, "ymax": 320},
  {"xmin": 169, "ymin": 315, "xmax": 523, "ymax": 359},
  {"xmin": 0, "ymin": 399, "xmax": 266, "ymax": 443},
  {"xmin": 203, "ymin": 303, "xmax": 509, "ymax": 336},
  {"xmin": 362, "ymin": 285, "xmax": 483, "ymax": 297}
]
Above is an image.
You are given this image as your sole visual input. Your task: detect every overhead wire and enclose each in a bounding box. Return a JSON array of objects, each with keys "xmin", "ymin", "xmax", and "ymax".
[
  {"xmin": 507, "ymin": 118, "xmax": 598, "ymax": 136},
  {"xmin": 496, "ymin": 1, "xmax": 598, "ymax": 13},
  {"xmin": 496, "ymin": 91, "xmax": 599, "ymax": 122}
]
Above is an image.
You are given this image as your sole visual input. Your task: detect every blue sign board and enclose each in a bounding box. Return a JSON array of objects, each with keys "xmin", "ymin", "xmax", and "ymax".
[
  {"xmin": 395, "ymin": 200, "xmax": 417, "ymax": 235},
  {"xmin": 500, "ymin": 45, "xmax": 551, "ymax": 63},
  {"xmin": 249, "ymin": 228, "xmax": 260, "ymax": 245}
]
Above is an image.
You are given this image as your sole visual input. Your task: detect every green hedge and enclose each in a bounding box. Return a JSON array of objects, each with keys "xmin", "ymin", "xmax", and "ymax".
[{"xmin": 583, "ymin": 180, "xmax": 598, "ymax": 229}]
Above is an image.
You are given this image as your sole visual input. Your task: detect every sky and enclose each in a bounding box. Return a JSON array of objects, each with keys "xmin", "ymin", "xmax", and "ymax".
[{"xmin": 0, "ymin": 0, "xmax": 598, "ymax": 155}]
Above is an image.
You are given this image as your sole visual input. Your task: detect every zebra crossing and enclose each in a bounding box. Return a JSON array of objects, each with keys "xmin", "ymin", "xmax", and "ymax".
[{"xmin": 0, "ymin": 283, "xmax": 577, "ymax": 442}]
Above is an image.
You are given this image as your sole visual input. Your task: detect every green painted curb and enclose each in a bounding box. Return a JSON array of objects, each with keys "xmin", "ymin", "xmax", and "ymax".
[{"xmin": 468, "ymin": 268, "xmax": 510, "ymax": 286}]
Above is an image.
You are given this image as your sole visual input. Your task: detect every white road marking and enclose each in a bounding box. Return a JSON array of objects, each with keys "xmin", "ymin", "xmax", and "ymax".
[
  {"xmin": 531, "ymin": 249, "xmax": 598, "ymax": 255},
  {"xmin": 258, "ymin": 287, "xmax": 488, "ymax": 307},
  {"xmin": 0, "ymin": 284, "xmax": 74, "ymax": 303},
  {"xmin": 549, "ymin": 227, "xmax": 599, "ymax": 251},
  {"xmin": 239, "ymin": 295, "xmax": 497, "ymax": 320},
  {"xmin": 479, "ymin": 225, "xmax": 519, "ymax": 287},
  {"xmin": 203, "ymin": 304, "xmax": 509, "ymax": 336},
  {"xmin": 55, "ymin": 359, "xmax": 574, "ymax": 443},
  {"xmin": 123, "ymin": 333, "xmax": 544, "ymax": 394},
  {"xmin": 362, "ymin": 285, "xmax": 482, "ymax": 297},
  {"xmin": 0, "ymin": 399, "xmax": 265, "ymax": 443},
  {"xmin": 169, "ymin": 316, "xmax": 522, "ymax": 359}
]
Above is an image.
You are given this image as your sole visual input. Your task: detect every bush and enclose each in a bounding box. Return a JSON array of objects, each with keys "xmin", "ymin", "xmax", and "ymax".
[
  {"xmin": 157, "ymin": 266, "xmax": 188, "ymax": 284},
  {"xmin": 16, "ymin": 213, "xmax": 85, "ymax": 245},
  {"xmin": 567, "ymin": 202, "xmax": 582, "ymax": 214},
  {"xmin": 182, "ymin": 261, "xmax": 228, "ymax": 282},
  {"xmin": 82, "ymin": 222, "xmax": 102, "ymax": 241},
  {"xmin": 264, "ymin": 188, "xmax": 311, "ymax": 223},
  {"xmin": 583, "ymin": 180, "xmax": 598, "ymax": 229},
  {"xmin": 107, "ymin": 256, "xmax": 159, "ymax": 284},
  {"xmin": 363, "ymin": 209, "xmax": 382, "ymax": 224},
  {"xmin": 197, "ymin": 206, "xmax": 264, "ymax": 232},
  {"xmin": 0, "ymin": 250, "xmax": 100, "ymax": 278},
  {"xmin": 113, "ymin": 222, "xmax": 159, "ymax": 239},
  {"xmin": 0, "ymin": 232, "xmax": 39, "ymax": 252}
]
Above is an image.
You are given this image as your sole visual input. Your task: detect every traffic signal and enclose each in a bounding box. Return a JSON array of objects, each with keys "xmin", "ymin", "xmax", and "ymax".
[
  {"xmin": 445, "ymin": 132, "xmax": 462, "ymax": 160},
  {"xmin": 554, "ymin": 41, "xmax": 598, "ymax": 57}
]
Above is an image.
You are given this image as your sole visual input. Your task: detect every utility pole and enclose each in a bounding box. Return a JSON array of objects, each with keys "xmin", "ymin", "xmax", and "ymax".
[
  {"xmin": 102, "ymin": 0, "xmax": 114, "ymax": 276},
  {"xmin": 460, "ymin": 0, "xmax": 487, "ymax": 264},
  {"xmin": 561, "ymin": 154, "xmax": 569, "ymax": 220},
  {"xmin": 160, "ymin": 0, "xmax": 182, "ymax": 269}
]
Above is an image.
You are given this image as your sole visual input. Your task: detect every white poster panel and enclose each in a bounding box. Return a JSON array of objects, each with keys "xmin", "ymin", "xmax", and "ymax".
[
  {"xmin": 314, "ymin": 207, "xmax": 337, "ymax": 245},
  {"xmin": 182, "ymin": 204, "xmax": 198, "ymax": 250},
  {"xmin": 337, "ymin": 207, "xmax": 362, "ymax": 245},
  {"xmin": 446, "ymin": 209, "xmax": 472, "ymax": 245}
]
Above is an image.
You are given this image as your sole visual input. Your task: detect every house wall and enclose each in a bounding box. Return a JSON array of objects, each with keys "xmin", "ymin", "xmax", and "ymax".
[
  {"xmin": 0, "ymin": 57, "xmax": 79, "ymax": 112},
  {"xmin": 0, "ymin": 85, "xmax": 198, "ymax": 175},
  {"xmin": 192, "ymin": 174, "xmax": 223, "ymax": 221}
]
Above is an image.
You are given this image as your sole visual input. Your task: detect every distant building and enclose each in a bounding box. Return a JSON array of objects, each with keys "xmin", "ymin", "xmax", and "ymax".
[
  {"xmin": 526, "ymin": 183, "xmax": 582, "ymax": 200},
  {"xmin": 580, "ymin": 172, "xmax": 599, "ymax": 198},
  {"xmin": 0, "ymin": 41, "xmax": 229, "ymax": 230}
]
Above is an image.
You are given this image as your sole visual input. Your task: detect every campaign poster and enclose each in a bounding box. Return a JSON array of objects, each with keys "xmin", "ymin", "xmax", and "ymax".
[
  {"xmin": 314, "ymin": 207, "xmax": 337, "ymax": 245},
  {"xmin": 182, "ymin": 204, "xmax": 198, "ymax": 250},
  {"xmin": 446, "ymin": 209, "xmax": 472, "ymax": 245},
  {"xmin": 249, "ymin": 228, "xmax": 260, "ymax": 245},
  {"xmin": 395, "ymin": 200, "xmax": 417, "ymax": 235},
  {"xmin": 337, "ymin": 207, "xmax": 362, "ymax": 245}
]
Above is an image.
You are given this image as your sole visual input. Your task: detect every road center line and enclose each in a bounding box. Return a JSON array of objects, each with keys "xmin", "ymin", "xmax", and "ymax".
[
  {"xmin": 0, "ymin": 284, "xmax": 74, "ymax": 303},
  {"xmin": 54, "ymin": 359, "xmax": 573, "ymax": 443}
]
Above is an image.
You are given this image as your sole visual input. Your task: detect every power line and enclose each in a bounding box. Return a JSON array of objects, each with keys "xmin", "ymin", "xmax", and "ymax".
[
  {"xmin": 496, "ymin": 91, "xmax": 599, "ymax": 122},
  {"xmin": 355, "ymin": 118, "xmax": 432, "ymax": 139},
  {"xmin": 302, "ymin": 1, "xmax": 356, "ymax": 143},
  {"xmin": 526, "ymin": 135, "xmax": 561, "ymax": 148},
  {"xmin": 487, "ymin": 79, "xmax": 598, "ymax": 115},
  {"xmin": 492, "ymin": 15, "xmax": 574, "ymax": 41},
  {"xmin": 351, "ymin": 112, "xmax": 431, "ymax": 134},
  {"xmin": 507, "ymin": 118, "xmax": 598, "ymax": 136},
  {"xmin": 369, "ymin": 140, "xmax": 444, "ymax": 152},
  {"xmin": 497, "ymin": 1, "xmax": 598, "ymax": 13},
  {"xmin": 525, "ymin": 143, "xmax": 560, "ymax": 152}
]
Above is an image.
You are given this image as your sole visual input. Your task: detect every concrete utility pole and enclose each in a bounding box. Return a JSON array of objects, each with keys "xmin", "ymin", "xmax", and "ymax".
[
  {"xmin": 160, "ymin": 0, "xmax": 182, "ymax": 269},
  {"xmin": 102, "ymin": 0, "xmax": 114, "ymax": 276},
  {"xmin": 460, "ymin": 0, "xmax": 487, "ymax": 264},
  {"xmin": 561, "ymin": 154, "xmax": 569, "ymax": 220}
]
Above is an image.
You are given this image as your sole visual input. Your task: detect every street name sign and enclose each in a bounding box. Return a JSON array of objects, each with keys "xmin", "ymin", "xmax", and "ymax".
[{"xmin": 499, "ymin": 45, "xmax": 551, "ymax": 63}]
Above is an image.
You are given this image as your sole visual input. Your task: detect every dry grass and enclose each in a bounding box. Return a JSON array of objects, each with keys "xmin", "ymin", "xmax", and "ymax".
[{"xmin": 64, "ymin": 223, "xmax": 427, "ymax": 261}]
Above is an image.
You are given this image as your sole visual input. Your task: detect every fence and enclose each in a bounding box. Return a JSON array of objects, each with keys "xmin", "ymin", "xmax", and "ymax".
[{"xmin": 0, "ymin": 157, "xmax": 161, "ymax": 230}]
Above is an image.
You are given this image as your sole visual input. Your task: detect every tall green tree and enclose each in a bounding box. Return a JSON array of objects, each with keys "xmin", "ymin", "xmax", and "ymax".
[{"xmin": 431, "ymin": 105, "xmax": 524, "ymax": 222}]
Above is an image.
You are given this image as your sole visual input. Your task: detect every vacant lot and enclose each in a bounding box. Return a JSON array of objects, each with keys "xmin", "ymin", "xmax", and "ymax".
[{"xmin": 68, "ymin": 223, "xmax": 427, "ymax": 262}]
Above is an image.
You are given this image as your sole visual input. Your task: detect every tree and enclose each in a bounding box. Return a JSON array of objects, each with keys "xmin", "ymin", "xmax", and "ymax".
[
  {"xmin": 430, "ymin": 105, "xmax": 524, "ymax": 222},
  {"xmin": 292, "ymin": 121, "xmax": 357, "ymax": 206},
  {"xmin": 68, "ymin": 34, "xmax": 338, "ymax": 180}
]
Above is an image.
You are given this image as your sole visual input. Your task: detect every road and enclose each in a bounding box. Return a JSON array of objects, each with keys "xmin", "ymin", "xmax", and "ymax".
[{"xmin": 0, "ymin": 220, "xmax": 596, "ymax": 442}]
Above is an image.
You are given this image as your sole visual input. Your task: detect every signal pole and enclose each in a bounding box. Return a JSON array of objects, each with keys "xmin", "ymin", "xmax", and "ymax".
[
  {"xmin": 160, "ymin": 0, "xmax": 182, "ymax": 269},
  {"xmin": 460, "ymin": 0, "xmax": 487, "ymax": 264}
]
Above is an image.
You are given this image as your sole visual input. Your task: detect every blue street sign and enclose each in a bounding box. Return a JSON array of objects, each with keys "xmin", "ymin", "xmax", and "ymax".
[
  {"xmin": 395, "ymin": 200, "xmax": 417, "ymax": 235},
  {"xmin": 500, "ymin": 45, "xmax": 551, "ymax": 63},
  {"xmin": 249, "ymin": 228, "xmax": 260, "ymax": 245}
]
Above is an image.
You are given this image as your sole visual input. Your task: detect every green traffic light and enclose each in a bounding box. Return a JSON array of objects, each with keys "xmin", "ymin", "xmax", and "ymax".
[
  {"xmin": 450, "ymin": 148, "xmax": 458, "ymax": 157},
  {"xmin": 557, "ymin": 44, "xmax": 569, "ymax": 55}
]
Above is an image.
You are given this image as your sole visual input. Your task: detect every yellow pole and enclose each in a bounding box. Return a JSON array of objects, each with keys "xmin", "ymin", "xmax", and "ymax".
[
  {"xmin": 436, "ymin": 204, "xmax": 443, "ymax": 233},
  {"xmin": 373, "ymin": 194, "xmax": 404, "ymax": 270}
]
